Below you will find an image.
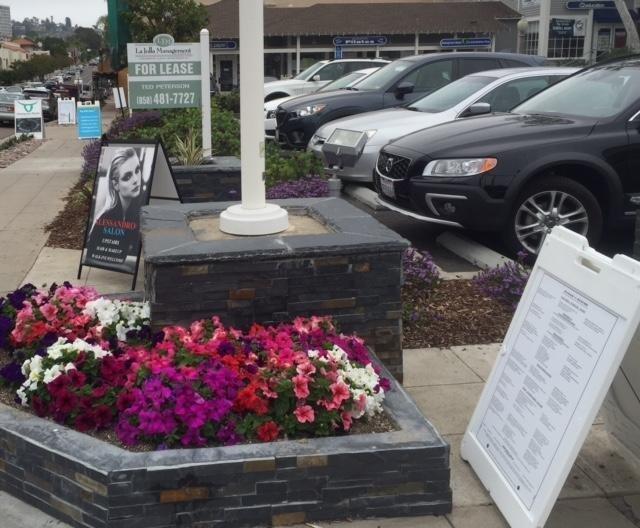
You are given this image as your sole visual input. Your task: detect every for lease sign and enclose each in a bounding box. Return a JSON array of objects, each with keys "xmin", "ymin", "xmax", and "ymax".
[{"xmin": 127, "ymin": 34, "xmax": 202, "ymax": 110}]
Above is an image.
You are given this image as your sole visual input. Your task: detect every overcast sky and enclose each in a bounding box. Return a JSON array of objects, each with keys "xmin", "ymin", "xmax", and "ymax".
[{"xmin": 5, "ymin": 0, "xmax": 106, "ymax": 28}]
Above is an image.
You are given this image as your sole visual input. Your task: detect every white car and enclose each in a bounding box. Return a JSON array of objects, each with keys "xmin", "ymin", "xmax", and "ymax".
[
  {"xmin": 264, "ymin": 59, "xmax": 389, "ymax": 102},
  {"xmin": 309, "ymin": 67, "xmax": 578, "ymax": 182},
  {"xmin": 264, "ymin": 67, "xmax": 381, "ymax": 139}
]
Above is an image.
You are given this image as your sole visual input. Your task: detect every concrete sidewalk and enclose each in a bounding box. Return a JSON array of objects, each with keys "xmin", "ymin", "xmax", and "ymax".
[{"xmin": 0, "ymin": 107, "xmax": 122, "ymax": 297}]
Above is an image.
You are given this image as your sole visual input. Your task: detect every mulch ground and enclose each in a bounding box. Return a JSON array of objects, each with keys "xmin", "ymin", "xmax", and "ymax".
[
  {"xmin": 44, "ymin": 178, "xmax": 91, "ymax": 249},
  {"xmin": 0, "ymin": 138, "xmax": 41, "ymax": 169},
  {"xmin": 403, "ymin": 279, "xmax": 512, "ymax": 349}
]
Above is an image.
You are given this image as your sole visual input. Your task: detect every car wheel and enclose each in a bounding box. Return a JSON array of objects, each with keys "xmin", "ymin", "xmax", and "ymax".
[{"xmin": 503, "ymin": 176, "xmax": 603, "ymax": 258}]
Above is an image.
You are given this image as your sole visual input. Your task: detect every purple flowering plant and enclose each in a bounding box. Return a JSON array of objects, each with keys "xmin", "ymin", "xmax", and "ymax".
[
  {"xmin": 472, "ymin": 251, "xmax": 531, "ymax": 310},
  {"xmin": 402, "ymin": 247, "xmax": 440, "ymax": 288},
  {"xmin": 266, "ymin": 176, "xmax": 329, "ymax": 199}
]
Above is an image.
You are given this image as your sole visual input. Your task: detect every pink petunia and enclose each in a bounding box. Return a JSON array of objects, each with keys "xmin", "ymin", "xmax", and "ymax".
[
  {"xmin": 341, "ymin": 411, "xmax": 353, "ymax": 431},
  {"xmin": 292, "ymin": 375, "xmax": 310, "ymax": 399},
  {"xmin": 296, "ymin": 361, "xmax": 316, "ymax": 377},
  {"xmin": 330, "ymin": 381, "xmax": 350, "ymax": 407},
  {"xmin": 40, "ymin": 303, "xmax": 58, "ymax": 321},
  {"xmin": 294, "ymin": 405, "xmax": 315, "ymax": 424}
]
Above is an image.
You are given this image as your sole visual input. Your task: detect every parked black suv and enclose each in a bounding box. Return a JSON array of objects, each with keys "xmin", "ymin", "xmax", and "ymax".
[
  {"xmin": 275, "ymin": 52, "xmax": 545, "ymax": 148},
  {"xmin": 374, "ymin": 56, "xmax": 640, "ymax": 256}
]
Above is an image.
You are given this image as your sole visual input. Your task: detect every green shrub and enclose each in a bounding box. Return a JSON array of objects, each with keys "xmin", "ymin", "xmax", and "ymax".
[
  {"xmin": 214, "ymin": 91, "xmax": 240, "ymax": 114},
  {"xmin": 264, "ymin": 142, "xmax": 324, "ymax": 188}
]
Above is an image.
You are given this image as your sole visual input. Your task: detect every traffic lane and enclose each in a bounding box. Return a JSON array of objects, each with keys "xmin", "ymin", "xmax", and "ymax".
[{"xmin": 343, "ymin": 195, "xmax": 479, "ymax": 273}]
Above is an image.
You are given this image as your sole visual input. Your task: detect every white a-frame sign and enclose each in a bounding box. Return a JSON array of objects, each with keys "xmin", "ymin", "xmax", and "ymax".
[{"xmin": 461, "ymin": 227, "xmax": 640, "ymax": 528}]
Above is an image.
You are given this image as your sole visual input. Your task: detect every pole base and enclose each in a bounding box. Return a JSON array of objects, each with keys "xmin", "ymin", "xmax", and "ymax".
[{"xmin": 219, "ymin": 203, "xmax": 289, "ymax": 236}]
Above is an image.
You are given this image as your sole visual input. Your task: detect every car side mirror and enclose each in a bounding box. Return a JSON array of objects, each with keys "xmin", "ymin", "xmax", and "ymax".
[
  {"xmin": 395, "ymin": 82, "xmax": 414, "ymax": 99},
  {"xmin": 461, "ymin": 102, "xmax": 491, "ymax": 118},
  {"xmin": 312, "ymin": 74, "xmax": 321, "ymax": 82}
]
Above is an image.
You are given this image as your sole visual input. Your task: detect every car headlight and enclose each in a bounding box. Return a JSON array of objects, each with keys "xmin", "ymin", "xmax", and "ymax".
[
  {"xmin": 266, "ymin": 109, "xmax": 277, "ymax": 119},
  {"xmin": 292, "ymin": 104, "xmax": 326, "ymax": 117},
  {"xmin": 422, "ymin": 158, "xmax": 497, "ymax": 177},
  {"xmin": 365, "ymin": 129, "xmax": 377, "ymax": 139}
]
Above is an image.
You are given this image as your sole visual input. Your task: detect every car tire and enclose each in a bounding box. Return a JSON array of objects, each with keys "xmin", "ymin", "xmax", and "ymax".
[{"xmin": 502, "ymin": 176, "xmax": 603, "ymax": 258}]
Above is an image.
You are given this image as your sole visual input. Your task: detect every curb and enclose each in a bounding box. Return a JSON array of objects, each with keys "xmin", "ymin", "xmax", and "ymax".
[
  {"xmin": 343, "ymin": 184, "xmax": 388, "ymax": 211},
  {"xmin": 437, "ymin": 231, "xmax": 512, "ymax": 270}
]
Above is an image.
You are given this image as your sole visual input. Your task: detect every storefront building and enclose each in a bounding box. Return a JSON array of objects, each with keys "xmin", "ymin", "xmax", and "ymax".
[
  {"xmin": 518, "ymin": 0, "xmax": 640, "ymax": 62},
  {"xmin": 205, "ymin": 0, "xmax": 522, "ymax": 89}
]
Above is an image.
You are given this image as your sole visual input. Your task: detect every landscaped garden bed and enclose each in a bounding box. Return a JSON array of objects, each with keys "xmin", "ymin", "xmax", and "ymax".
[{"xmin": 0, "ymin": 283, "xmax": 451, "ymax": 527}]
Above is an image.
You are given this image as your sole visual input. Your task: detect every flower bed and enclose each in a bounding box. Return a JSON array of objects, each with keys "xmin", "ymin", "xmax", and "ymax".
[{"xmin": 1, "ymin": 283, "xmax": 389, "ymax": 450}]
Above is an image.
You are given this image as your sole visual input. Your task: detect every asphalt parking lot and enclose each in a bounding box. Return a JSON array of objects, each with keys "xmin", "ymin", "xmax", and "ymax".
[{"xmin": 343, "ymin": 187, "xmax": 636, "ymax": 272}]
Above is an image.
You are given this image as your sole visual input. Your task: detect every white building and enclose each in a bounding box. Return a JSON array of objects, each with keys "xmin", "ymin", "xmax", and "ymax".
[
  {"xmin": 517, "ymin": 0, "xmax": 640, "ymax": 62},
  {"xmin": 0, "ymin": 5, "xmax": 10, "ymax": 40}
]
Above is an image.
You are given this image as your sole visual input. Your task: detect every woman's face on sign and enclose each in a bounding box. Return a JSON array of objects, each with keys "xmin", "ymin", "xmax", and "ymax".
[{"xmin": 114, "ymin": 155, "xmax": 142, "ymax": 200}]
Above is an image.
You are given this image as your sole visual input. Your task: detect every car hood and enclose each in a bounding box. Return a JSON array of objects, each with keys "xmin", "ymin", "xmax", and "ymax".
[
  {"xmin": 264, "ymin": 79, "xmax": 307, "ymax": 93},
  {"xmin": 315, "ymin": 108, "xmax": 455, "ymax": 145},
  {"xmin": 278, "ymin": 89, "xmax": 370, "ymax": 110},
  {"xmin": 388, "ymin": 113, "xmax": 597, "ymax": 158},
  {"xmin": 264, "ymin": 95, "xmax": 294, "ymax": 111}
]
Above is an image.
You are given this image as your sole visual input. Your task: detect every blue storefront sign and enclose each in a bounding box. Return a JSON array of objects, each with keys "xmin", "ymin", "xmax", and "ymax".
[
  {"xmin": 440, "ymin": 38, "xmax": 493, "ymax": 49},
  {"xmin": 566, "ymin": 1, "xmax": 615, "ymax": 8},
  {"xmin": 77, "ymin": 103, "xmax": 102, "ymax": 140},
  {"xmin": 332, "ymin": 36, "xmax": 388, "ymax": 46},
  {"xmin": 210, "ymin": 40, "xmax": 237, "ymax": 50}
]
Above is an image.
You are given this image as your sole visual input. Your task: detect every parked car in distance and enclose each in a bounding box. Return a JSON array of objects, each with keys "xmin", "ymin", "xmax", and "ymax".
[
  {"xmin": 310, "ymin": 67, "xmax": 576, "ymax": 182},
  {"xmin": 275, "ymin": 52, "xmax": 546, "ymax": 149},
  {"xmin": 0, "ymin": 92, "xmax": 23, "ymax": 124},
  {"xmin": 373, "ymin": 56, "xmax": 640, "ymax": 257},
  {"xmin": 22, "ymin": 87, "xmax": 57, "ymax": 120},
  {"xmin": 264, "ymin": 58, "xmax": 389, "ymax": 102},
  {"xmin": 264, "ymin": 67, "xmax": 381, "ymax": 138}
]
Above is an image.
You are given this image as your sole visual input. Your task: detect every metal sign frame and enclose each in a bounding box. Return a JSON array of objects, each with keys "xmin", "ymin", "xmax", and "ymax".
[{"xmin": 461, "ymin": 227, "xmax": 640, "ymax": 528}]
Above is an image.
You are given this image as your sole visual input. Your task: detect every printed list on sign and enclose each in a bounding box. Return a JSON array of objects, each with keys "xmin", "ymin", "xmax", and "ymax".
[{"xmin": 475, "ymin": 272, "xmax": 620, "ymax": 509}]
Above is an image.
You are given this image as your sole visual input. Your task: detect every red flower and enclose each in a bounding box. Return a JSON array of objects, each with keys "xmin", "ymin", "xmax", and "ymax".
[
  {"xmin": 116, "ymin": 391, "xmax": 137, "ymax": 412},
  {"xmin": 235, "ymin": 385, "xmax": 269, "ymax": 415},
  {"xmin": 292, "ymin": 375, "xmax": 310, "ymax": 399},
  {"xmin": 93, "ymin": 405, "xmax": 114, "ymax": 428},
  {"xmin": 67, "ymin": 369, "xmax": 87, "ymax": 387},
  {"xmin": 54, "ymin": 389, "xmax": 78, "ymax": 414},
  {"xmin": 47, "ymin": 374, "xmax": 70, "ymax": 397},
  {"xmin": 256, "ymin": 421, "xmax": 279, "ymax": 442},
  {"xmin": 74, "ymin": 412, "xmax": 97, "ymax": 432},
  {"xmin": 31, "ymin": 395, "xmax": 49, "ymax": 417},
  {"xmin": 294, "ymin": 405, "xmax": 315, "ymax": 424},
  {"xmin": 91, "ymin": 385, "xmax": 109, "ymax": 399}
]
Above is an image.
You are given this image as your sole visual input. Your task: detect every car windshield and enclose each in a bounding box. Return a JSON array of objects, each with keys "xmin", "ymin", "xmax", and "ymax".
[
  {"xmin": 514, "ymin": 63, "xmax": 640, "ymax": 119},
  {"xmin": 407, "ymin": 75, "xmax": 495, "ymax": 113},
  {"xmin": 294, "ymin": 62, "xmax": 325, "ymax": 80},
  {"xmin": 354, "ymin": 60, "xmax": 413, "ymax": 91},
  {"xmin": 0, "ymin": 93, "xmax": 22, "ymax": 100},
  {"xmin": 318, "ymin": 71, "xmax": 366, "ymax": 92}
]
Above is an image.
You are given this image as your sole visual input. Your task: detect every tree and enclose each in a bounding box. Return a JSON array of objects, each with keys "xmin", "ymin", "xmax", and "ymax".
[
  {"xmin": 123, "ymin": 0, "xmax": 208, "ymax": 42},
  {"xmin": 41, "ymin": 36, "xmax": 68, "ymax": 57},
  {"xmin": 73, "ymin": 27, "xmax": 102, "ymax": 52},
  {"xmin": 613, "ymin": 0, "xmax": 640, "ymax": 52}
]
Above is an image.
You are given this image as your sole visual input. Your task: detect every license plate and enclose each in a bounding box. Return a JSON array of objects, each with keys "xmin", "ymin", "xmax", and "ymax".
[{"xmin": 380, "ymin": 176, "xmax": 395, "ymax": 199}]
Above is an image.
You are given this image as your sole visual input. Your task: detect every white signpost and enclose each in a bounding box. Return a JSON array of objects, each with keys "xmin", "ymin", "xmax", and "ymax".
[
  {"xmin": 461, "ymin": 227, "xmax": 640, "ymax": 528},
  {"xmin": 57, "ymin": 97, "xmax": 77, "ymax": 125},
  {"xmin": 15, "ymin": 99, "xmax": 44, "ymax": 139},
  {"xmin": 218, "ymin": 0, "xmax": 289, "ymax": 235}
]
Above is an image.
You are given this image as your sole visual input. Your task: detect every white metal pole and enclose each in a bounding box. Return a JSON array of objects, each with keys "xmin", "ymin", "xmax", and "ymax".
[
  {"xmin": 200, "ymin": 29, "xmax": 212, "ymax": 157},
  {"xmin": 219, "ymin": 0, "xmax": 288, "ymax": 235},
  {"xmin": 538, "ymin": 0, "xmax": 551, "ymax": 58},
  {"xmin": 239, "ymin": 0, "xmax": 264, "ymax": 210}
]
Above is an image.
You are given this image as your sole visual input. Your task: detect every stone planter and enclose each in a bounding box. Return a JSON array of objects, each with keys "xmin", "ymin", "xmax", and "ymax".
[
  {"xmin": 172, "ymin": 156, "xmax": 241, "ymax": 203},
  {"xmin": 142, "ymin": 198, "xmax": 408, "ymax": 382},
  {"xmin": 0, "ymin": 356, "xmax": 451, "ymax": 528}
]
